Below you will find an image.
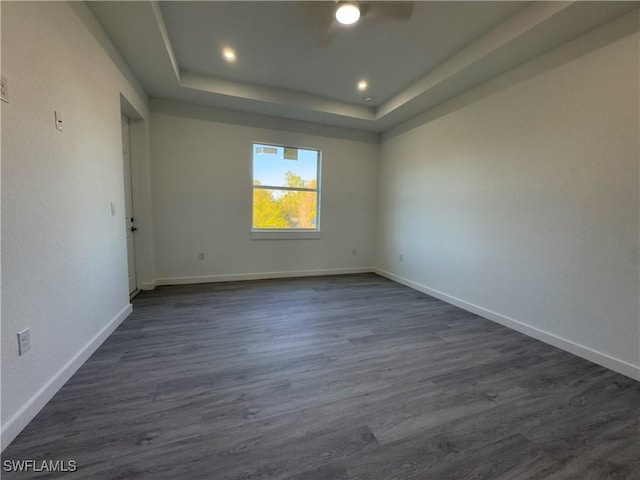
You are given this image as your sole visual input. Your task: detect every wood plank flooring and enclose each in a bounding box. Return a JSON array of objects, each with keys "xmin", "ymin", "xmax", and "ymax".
[{"xmin": 3, "ymin": 274, "xmax": 639, "ymax": 479}]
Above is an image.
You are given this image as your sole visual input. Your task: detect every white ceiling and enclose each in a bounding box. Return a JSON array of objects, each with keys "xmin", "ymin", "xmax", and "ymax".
[
  {"xmin": 88, "ymin": 1, "xmax": 638, "ymax": 132},
  {"xmin": 159, "ymin": 1, "xmax": 525, "ymax": 106}
]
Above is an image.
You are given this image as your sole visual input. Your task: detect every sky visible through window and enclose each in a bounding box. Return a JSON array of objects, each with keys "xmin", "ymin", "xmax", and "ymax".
[
  {"xmin": 253, "ymin": 144, "xmax": 318, "ymax": 188},
  {"xmin": 252, "ymin": 144, "xmax": 319, "ymax": 230}
]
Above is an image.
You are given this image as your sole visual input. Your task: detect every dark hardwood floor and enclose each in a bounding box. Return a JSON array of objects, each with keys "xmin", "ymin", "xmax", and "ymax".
[{"xmin": 3, "ymin": 274, "xmax": 639, "ymax": 479}]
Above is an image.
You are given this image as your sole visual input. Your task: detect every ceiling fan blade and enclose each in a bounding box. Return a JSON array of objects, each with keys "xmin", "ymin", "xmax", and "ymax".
[
  {"xmin": 293, "ymin": 1, "xmax": 338, "ymax": 48},
  {"xmin": 365, "ymin": 1, "xmax": 414, "ymax": 21}
]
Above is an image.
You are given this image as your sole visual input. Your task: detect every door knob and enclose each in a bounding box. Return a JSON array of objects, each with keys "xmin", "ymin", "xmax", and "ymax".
[{"xmin": 131, "ymin": 226, "xmax": 138, "ymax": 232}]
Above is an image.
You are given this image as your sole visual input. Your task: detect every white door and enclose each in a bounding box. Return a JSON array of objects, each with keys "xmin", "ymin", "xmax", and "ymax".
[{"xmin": 122, "ymin": 114, "xmax": 137, "ymax": 294}]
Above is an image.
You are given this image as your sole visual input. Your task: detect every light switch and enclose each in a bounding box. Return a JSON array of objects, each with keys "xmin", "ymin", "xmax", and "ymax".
[{"xmin": 55, "ymin": 111, "xmax": 63, "ymax": 131}]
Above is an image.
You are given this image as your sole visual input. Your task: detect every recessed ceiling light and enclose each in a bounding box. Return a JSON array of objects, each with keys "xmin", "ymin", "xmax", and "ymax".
[
  {"xmin": 222, "ymin": 48, "xmax": 236, "ymax": 62},
  {"xmin": 365, "ymin": 96, "xmax": 373, "ymax": 102},
  {"xmin": 357, "ymin": 80, "xmax": 368, "ymax": 91},
  {"xmin": 335, "ymin": 2, "xmax": 361, "ymax": 25}
]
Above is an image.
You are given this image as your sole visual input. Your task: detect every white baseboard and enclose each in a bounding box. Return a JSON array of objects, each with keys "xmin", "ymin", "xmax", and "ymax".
[
  {"xmin": 139, "ymin": 280, "xmax": 157, "ymax": 291},
  {"xmin": 1, "ymin": 304, "xmax": 133, "ymax": 452},
  {"xmin": 374, "ymin": 268, "xmax": 640, "ymax": 381},
  {"xmin": 154, "ymin": 267, "xmax": 374, "ymax": 286}
]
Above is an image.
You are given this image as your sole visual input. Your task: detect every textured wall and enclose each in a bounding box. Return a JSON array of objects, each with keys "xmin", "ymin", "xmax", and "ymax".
[
  {"xmin": 1, "ymin": 2, "xmax": 149, "ymax": 444},
  {"xmin": 376, "ymin": 30, "xmax": 640, "ymax": 375},
  {"xmin": 150, "ymin": 99, "xmax": 379, "ymax": 282}
]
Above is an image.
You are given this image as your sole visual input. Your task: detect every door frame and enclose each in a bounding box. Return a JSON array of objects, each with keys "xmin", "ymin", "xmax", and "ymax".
[
  {"xmin": 120, "ymin": 94, "xmax": 150, "ymax": 294},
  {"xmin": 121, "ymin": 113, "xmax": 138, "ymax": 297}
]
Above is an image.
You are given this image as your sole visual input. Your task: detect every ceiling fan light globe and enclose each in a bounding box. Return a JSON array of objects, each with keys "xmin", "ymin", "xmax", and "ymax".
[{"xmin": 336, "ymin": 3, "xmax": 361, "ymax": 25}]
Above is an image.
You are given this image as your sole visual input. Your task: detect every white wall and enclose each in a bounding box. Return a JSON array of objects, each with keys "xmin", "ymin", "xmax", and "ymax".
[
  {"xmin": 376, "ymin": 28, "xmax": 640, "ymax": 379},
  {"xmin": 150, "ymin": 99, "xmax": 378, "ymax": 283},
  {"xmin": 1, "ymin": 2, "xmax": 150, "ymax": 448}
]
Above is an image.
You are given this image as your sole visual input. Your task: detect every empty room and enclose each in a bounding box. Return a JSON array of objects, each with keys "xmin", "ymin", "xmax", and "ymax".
[{"xmin": 1, "ymin": 1, "xmax": 639, "ymax": 479}]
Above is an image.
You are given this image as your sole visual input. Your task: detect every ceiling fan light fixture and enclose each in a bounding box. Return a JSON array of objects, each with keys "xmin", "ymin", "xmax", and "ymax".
[
  {"xmin": 222, "ymin": 48, "xmax": 236, "ymax": 62},
  {"xmin": 335, "ymin": 2, "xmax": 361, "ymax": 25}
]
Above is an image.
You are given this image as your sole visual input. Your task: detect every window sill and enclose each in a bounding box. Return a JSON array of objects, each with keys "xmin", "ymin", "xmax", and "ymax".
[{"xmin": 251, "ymin": 230, "xmax": 322, "ymax": 240}]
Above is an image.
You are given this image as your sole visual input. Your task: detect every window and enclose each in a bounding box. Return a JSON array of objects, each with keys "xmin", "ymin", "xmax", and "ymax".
[{"xmin": 252, "ymin": 143, "xmax": 320, "ymax": 233}]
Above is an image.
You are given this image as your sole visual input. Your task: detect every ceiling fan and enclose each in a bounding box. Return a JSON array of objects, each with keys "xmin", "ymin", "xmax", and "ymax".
[{"xmin": 297, "ymin": 1, "xmax": 415, "ymax": 47}]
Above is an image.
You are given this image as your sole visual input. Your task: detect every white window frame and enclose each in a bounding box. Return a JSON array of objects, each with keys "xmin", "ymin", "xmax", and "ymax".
[{"xmin": 251, "ymin": 142, "xmax": 322, "ymax": 240}]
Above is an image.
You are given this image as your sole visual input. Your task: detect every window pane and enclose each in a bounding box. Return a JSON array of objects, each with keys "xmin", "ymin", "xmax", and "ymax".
[
  {"xmin": 253, "ymin": 188, "xmax": 318, "ymax": 230},
  {"xmin": 253, "ymin": 144, "xmax": 318, "ymax": 188}
]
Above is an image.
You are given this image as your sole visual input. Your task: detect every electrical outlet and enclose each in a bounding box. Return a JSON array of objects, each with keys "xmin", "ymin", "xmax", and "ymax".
[
  {"xmin": 18, "ymin": 328, "xmax": 31, "ymax": 355},
  {"xmin": 198, "ymin": 252, "xmax": 205, "ymax": 260},
  {"xmin": 399, "ymin": 254, "xmax": 404, "ymax": 263},
  {"xmin": 1, "ymin": 76, "xmax": 8, "ymax": 103}
]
